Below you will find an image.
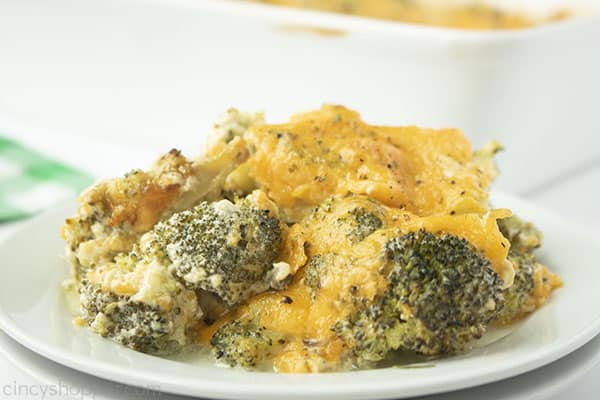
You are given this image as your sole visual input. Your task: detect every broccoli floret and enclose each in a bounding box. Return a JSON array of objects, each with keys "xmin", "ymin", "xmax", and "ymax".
[
  {"xmin": 211, "ymin": 320, "xmax": 285, "ymax": 368},
  {"xmin": 498, "ymin": 215, "xmax": 542, "ymax": 255},
  {"xmin": 334, "ymin": 230, "xmax": 504, "ymax": 366},
  {"xmin": 494, "ymin": 215, "xmax": 543, "ymax": 324},
  {"xmin": 494, "ymin": 252, "xmax": 535, "ymax": 324},
  {"xmin": 303, "ymin": 253, "xmax": 334, "ymax": 299},
  {"xmin": 78, "ymin": 280, "xmax": 199, "ymax": 354},
  {"xmin": 338, "ymin": 207, "xmax": 383, "ymax": 243},
  {"xmin": 146, "ymin": 193, "xmax": 284, "ymax": 305}
]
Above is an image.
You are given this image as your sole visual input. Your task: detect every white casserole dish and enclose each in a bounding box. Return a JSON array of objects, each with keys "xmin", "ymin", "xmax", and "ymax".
[
  {"xmin": 149, "ymin": 0, "xmax": 600, "ymax": 193},
  {"xmin": 0, "ymin": 0, "xmax": 598, "ymax": 193}
]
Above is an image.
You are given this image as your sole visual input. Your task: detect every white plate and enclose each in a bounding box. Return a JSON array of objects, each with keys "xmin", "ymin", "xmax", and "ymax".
[
  {"xmin": 2, "ymin": 326, "xmax": 600, "ymax": 400},
  {"xmin": 0, "ymin": 192, "xmax": 599, "ymax": 400}
]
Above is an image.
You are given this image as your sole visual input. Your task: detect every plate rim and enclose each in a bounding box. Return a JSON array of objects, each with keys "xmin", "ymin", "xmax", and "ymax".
[{"xmin": 3, "ymin": 328, "xmax": 600, "ymax": 400}]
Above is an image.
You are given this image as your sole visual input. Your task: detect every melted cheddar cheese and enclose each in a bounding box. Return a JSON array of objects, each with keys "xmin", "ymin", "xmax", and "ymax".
[
  {"xmin": 243, "ymin": 105, "xmax": 496, "ymax": 221},
  {"xmin": 202, "ymin": 105, "xmax": 520, "ymax": 372}
]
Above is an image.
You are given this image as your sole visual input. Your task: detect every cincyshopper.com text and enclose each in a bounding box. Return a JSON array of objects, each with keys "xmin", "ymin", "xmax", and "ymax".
[
  {"xmin": 1, "ymin": 380, "xmax": 94, "ymax": 399},
  {"xmin": 1, "ymin": 380, "xmax": 162, "ymax": 399}
]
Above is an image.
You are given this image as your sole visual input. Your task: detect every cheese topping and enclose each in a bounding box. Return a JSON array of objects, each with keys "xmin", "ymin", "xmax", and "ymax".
[{"xmin": 200, "ymin": 105, "xmax": 523, "ymax": 372}]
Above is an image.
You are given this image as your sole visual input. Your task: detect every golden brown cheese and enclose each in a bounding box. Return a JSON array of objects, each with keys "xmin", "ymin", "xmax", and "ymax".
[
  {"xmin": 530, "ymin": 263, "xmax": 562, "ymax": 309},
  {"xmin": 243, "ymin": 105, "xmax": 496, "ymax": 222},
  {"xmin": 248, "ymin": 0, "xmax": 570, "ymax": 30}
]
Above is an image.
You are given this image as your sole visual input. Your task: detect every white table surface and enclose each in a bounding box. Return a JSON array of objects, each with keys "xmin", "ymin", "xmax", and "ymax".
[{"xmin": 0, "ymin": 0, "xmax": 599, "ymax": 398}]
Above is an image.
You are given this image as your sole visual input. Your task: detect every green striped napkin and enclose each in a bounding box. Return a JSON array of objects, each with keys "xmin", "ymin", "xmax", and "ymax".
[{"xmin": 0, "ymin": 136, "xmax": 93, "ymax": 221}]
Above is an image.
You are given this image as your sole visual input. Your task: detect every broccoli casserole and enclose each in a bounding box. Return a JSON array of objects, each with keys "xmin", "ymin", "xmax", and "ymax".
[
  {"xmin": 246, "ymin": 0, "xmax": 570, "ymax": 30},
  {"xmin": 62, "ymin": 105, "xmax": 561, "ymax": 372}
]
